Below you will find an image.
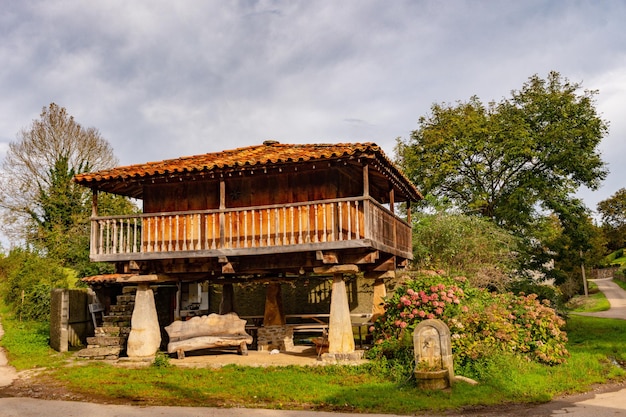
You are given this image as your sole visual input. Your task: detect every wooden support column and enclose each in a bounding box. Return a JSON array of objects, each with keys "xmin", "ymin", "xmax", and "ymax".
[
  {"xmin": 363, "ymin": 164, "xmax": 370, "ymax": 197},
  {"xmin": 371, "ymin": 278, "xmax": 387, "ymax": 322},
  {"xmin": 406, "ymin": 200, "xmax": 412, "ymax": 224},
  {"xmin": 328, "ymin": 273, "xmax": 355, "ymax": 355},
  {"xmin": 90, "ymin": 190, "xmax": 98, "ymax": 255},
  {"xmin": 263, "ymin": 282, "xmax": 285, "ymax": 326},
  {"xmin": 219, "ymin": 179, "xmax": 226, "ymax": 248},
  {"xmin": 219, "ymin": 283, "xmax": 236, "ymax": 314}
]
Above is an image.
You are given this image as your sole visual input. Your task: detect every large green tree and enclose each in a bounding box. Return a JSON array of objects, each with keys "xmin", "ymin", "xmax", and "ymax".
[
  {"xmin": 597, "ymin": 188, "xmax": 626, "ymax": 251},
  {"xmin": 396, "ymin": 71, "xmax": 608, "ymax": 232}
]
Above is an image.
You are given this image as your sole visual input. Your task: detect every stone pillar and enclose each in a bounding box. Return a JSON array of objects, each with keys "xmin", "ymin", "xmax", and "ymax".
[
  {"xmin": 219, "ymin": 283, "xmax": 236, "ymax": 314},
  {"xmin": 263, "ymin": 283, "xmax": 285, "ymax": 326},
  {"xmin": 126, "ymin": 284, "xmax": 161, "ymax": 359},
  {"xmin": 328, "ymin": 273, "xmax": 355, "ymax": 355}
]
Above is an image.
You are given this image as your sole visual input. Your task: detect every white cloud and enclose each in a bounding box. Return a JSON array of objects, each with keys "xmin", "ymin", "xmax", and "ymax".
[{"xmin": 0, "ymin": 0, "xmax": 624, "ymax": 214}]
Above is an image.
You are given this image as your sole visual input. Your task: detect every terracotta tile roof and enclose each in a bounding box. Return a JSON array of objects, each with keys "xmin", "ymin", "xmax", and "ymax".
[
  {"xmin": 81, "ymin": 273, "xmax": 136, "ymax": 284},
  {"xmin": 74, "ymin": 141, "xmax": 422, "ymax": 200}
]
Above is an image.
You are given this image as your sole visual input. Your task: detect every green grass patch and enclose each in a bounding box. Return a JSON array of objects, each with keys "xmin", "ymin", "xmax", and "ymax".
[
  {"xmin": 566, "ymin": 282, "xmax": 611, "ymax": 312},
  {"xmin": 2, "ymin": 310, "xmax": 625, "ymax": 414},
  {"xmin": 0, "ymin": 309, "xmax": 71, "ymax": 370}
]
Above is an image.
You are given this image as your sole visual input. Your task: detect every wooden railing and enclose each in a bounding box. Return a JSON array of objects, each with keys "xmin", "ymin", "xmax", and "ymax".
[{"xmin": 90, "ymin": 197, "xmax": 411, "ymax": 259}]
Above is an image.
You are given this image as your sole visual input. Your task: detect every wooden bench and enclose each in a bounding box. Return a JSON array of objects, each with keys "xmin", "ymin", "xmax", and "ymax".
[{"xmin": 164, "ymin": 312, "xmax": 253, "ymax": 359}]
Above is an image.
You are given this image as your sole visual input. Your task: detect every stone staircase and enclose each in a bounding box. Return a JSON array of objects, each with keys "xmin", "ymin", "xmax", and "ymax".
[{"xmin": 76, "ymin": 290, "xmax": 135, "ymax": 360}]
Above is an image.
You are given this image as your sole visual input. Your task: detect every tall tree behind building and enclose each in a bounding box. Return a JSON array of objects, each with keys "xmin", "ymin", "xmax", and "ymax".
[{"xmin": 0, "ymin": 103, "xmax": 134, "ymax": 276}]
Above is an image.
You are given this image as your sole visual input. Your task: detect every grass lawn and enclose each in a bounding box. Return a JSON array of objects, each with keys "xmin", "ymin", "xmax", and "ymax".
[{"xmin": 1, "ymin": 306, "xmax": 625, "ymax": 415}]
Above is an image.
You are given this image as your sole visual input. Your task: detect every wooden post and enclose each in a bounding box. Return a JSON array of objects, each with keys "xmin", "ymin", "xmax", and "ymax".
[
  {"xmin": 219, "ymin": 179, "xmax": 226, "ymax": 248},
  {"xmin": 91, "ymin": 190, "xmax": 98, "ymax": 255},
  {"xmin": 363, "ymin": 164, "xmax": 370, "ymax": 197},
  {"xmin": 371, "ymin": 278, "xmax": 387, "ymax": 322},
  {"xmin": 328, "ymin": 273, "xmax": 355, "ymax": 354},
  {"xmin": 219, "ymin": 283, "xmax": 236, "ymax": 314},
  {"xmin": 263, "ymin": 283, "xmax": 286, "ymax": 326},
  {"xmin": 406, "ymin": 200, "xmax": 412, "ymax": 225}
]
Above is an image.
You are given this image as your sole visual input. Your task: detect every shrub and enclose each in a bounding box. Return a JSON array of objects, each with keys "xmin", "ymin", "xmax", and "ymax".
[
  {"xmin": 0, "ymin": 248, "xmax": 75, "ymax": 320},
  {"xmin": 368, "ymin": 272, "xmax": 569, "ymax": 378}
]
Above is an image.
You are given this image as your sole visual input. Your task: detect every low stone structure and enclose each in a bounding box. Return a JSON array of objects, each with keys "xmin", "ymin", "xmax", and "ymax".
[
  {"xmin": 257, "ymin": 325, "xmax": 294, "ymax": 352},
  {"xmin": 413, "ymin": 319, "xmax": 454, "ymax": 389},
  {"xmin": 165, "ymin": 312, "xmax": 253, "ymax": 359}
]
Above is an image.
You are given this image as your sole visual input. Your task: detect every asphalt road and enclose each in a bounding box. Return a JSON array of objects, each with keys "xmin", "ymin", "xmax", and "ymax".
[{"xmin": 1, "ymin": 278, "xmax": 625, "ymax": 417}]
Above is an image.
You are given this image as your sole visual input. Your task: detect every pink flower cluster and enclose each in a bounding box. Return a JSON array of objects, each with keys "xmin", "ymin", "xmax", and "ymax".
[{"xmin": 391, "ymin": 283, "xmax": 465, "ymax": 329}]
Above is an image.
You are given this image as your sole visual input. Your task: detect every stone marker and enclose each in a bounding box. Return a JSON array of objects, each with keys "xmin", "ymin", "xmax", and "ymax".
[{"xmin": 413, "ymin": 319, "xmax": 454, "ymax": 389}]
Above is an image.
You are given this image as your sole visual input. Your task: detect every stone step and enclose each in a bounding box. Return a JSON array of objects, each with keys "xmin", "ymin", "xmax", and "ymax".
[
  {"xmin": 86, "ymin": 336, "xmax": 126, "ymax": 347},
  {"xmin": 110, "ymin": 304, "xmax": 133, "ymax": 313},
  {"xmin": 76, "ymin": 346, "xmax": 122, "ymax": 360},
  {"xmin": 117, "ymin": 294, "xmax": 135, "ymax": 303},
  {"xmin": 95, "ymin": 326, "xmax": 131, "ymax": 337}
]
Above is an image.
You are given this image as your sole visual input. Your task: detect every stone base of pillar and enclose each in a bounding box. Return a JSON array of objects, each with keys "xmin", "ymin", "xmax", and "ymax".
[
  {"xmin": 257, "ymin": 325, "xmax": 294, "ymax": 352},
  {"xmin": 320, "ymin": 350, "xmax": 365, "ymax": 364}
]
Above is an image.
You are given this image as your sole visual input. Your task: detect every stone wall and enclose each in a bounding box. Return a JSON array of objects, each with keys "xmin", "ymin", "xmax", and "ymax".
[
  {"xmin": 257, "ymin": 325, "xmax": 294, "ymax": 351},
  {"xmin": 50, "ymin": 289, "xmax": 92, "ymax": 352},
  {"xmin": 207, "ymin": 276, "xmax": 380, "ymax": 316}
]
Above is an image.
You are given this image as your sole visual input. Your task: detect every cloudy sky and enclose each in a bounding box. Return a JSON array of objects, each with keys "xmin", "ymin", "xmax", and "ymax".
[{"xmin": 1, "ymin": 1, "xmax": 625, "ymax": 221}]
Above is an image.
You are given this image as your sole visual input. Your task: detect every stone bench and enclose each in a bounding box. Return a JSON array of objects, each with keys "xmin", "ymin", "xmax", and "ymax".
[{"xmin": 164, "ymin": 313, "xmax": 253, "ymax": 359}]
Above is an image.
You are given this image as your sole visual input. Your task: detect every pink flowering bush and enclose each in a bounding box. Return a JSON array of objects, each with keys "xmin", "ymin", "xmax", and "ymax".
[{"xmin": 368, "ymin": 273, "xmax": 569, "ymax": 369}]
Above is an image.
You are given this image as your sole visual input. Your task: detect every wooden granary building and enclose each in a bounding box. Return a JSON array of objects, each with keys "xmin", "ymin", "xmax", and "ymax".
[{"xmin": 74, "ymin": 141, "xmax": 422, "ymax": 358}]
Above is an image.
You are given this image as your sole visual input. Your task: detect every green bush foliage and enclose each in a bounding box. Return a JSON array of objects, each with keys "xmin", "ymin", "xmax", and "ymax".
[
  {"xmin": 368, "ymin": 273, "xmax": 569, "ymax": 377},
  {"xmin": 0, "ymin": 248, "xmax": 76, "ymax": 320},
  {"xmin": 411, "ymin": 213, "xmax": 520, "ymax": 290}
]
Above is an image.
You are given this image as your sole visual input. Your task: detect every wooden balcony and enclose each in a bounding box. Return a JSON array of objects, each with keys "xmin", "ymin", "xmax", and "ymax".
[{"xmin": 89, "ymin": 197, "xmax": 413, "ymax": 263}]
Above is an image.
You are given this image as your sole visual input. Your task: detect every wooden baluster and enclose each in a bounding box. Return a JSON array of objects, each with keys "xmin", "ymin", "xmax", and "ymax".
[
  {"xmin": 330, "ymin": 203, "xmax": 335, "ymax": 241},
  {"xmin": 189, "ymin": 215, "xmax": 194, "ymax": 250},
  {"xmin": 98, "ymin": 220, "xmax": 104, "ymax": 255},
  {"xmin": 172, "ymin": 215, "xmax": 177, "ymax": 251},
  {"xmin": 161, "ymin": 216, "xmax": 165, "ymax": 252},
  {"xmin": 275, "ymin": 208, "xmax": 280, "ymax": 246},
  {"xmin": 305, "ymin": 205, "xmax": 311, "ymax": 243},
  {"xmin": 322, "ymin": 203, "xmax": 327, "ymax": 242},
  {"xmin": 354, "ymin": 201, "xmax": 361, "ymax": 239},
  {"xmin": 228, "ymin": 212, "xmax": 233, "ymax": 248},
  {"xmin": 211, "ymin": 214, "xmax": 217, "ymax": 249},
  {"xmin": 338, "ymin": 203, "xmax": 343, "ymax": 241},
  {"xmin": 347, "ymin": 201, "xmax": 352, "ymax": 240},
  {"xmin": 243, "ymin": 210, "xmax": 248, "ymax": 248},
  {"xmin": 204, "ymin": 214, "xmax": 209, "ymax": 250},
  {"xmin": 112, "ymin": 220, "xmax": 118, "ymax": 254},
  {"xmin": 140, "ymin": 218, "xmax": 145, "ymax": 253},
  {"xmin": 290, "ymin": 207, "xmax": 295, "ymax": 245},
  {"xmin": 282, "ymin": 207, "xmax": 286, "ymax": 245},
  {"xmin": 251, "ymin": 209, "xmax": 256, "ymax": 247},
  {"xmin": 267, "ymin": 209, "xmax": 271, "ymax": 246},
  {"xmin": 196, "ymin": 214, "xmax": 201, "ymax": 250},
  {"xmin": 167, "ymin": 216, "xmax": 173, "ymax": 251},
  {"xmin": 182, "ymin": 216, "xmax": 188, "ymax": 251},
  {"xmin": 153, "ymin": 218, "xmax": 158, "ymax": 252},
  {"xmin": 298, "ymin": 206, "xmax": 303, "ymax": 244},
  {"xmin": 120, "ymin": 219, "xmax": 125, "ymax": 253},
  {"xmin": 313, "ymin": 204, "xmax": 320, "ymax": 243},
  {"xmin": 133, "ymin": 218, "xmax": 138, "ymax": 253},
  {"xmin": 259, "ymin": 210, "xmax": 263, "ymax": 247}
]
